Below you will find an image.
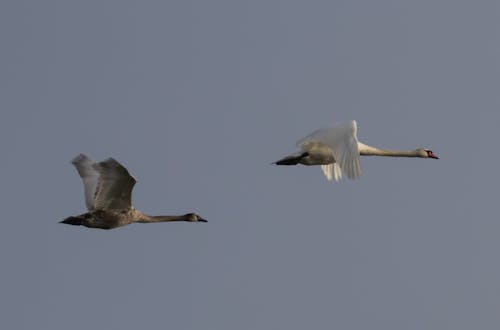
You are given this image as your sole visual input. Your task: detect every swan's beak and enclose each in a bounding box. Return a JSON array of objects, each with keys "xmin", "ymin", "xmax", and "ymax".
[
  {"xmin": 429, "ymin": 152, "xmax": 439, "ymax": 159},
  {"xmin": 198, "ymin": 218, "xmax": 208, "ymax": 222}
]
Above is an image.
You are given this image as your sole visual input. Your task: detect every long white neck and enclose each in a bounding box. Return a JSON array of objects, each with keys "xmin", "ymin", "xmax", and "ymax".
[{"xmin": 357, "ymin": 142, "xmax": 420, "ymax": 157}]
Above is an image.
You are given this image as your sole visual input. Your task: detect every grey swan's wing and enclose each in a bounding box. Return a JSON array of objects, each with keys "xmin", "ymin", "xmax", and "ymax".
[{"xmin": 92, "ymin": 158, "xmax": 137, "ymax": 211}]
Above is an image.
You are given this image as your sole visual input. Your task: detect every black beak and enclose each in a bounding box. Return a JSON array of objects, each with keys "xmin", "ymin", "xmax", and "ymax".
[{"xmin": 198, "ymin": 218, "xmax": 208, "ymax": 222}]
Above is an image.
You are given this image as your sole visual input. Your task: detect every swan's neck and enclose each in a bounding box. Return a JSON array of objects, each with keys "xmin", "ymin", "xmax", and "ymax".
[
  {"xmin": 357, "ymin": 142, "xmax": 419, "ymax": 157},
  {"xmin": 139, "ymin": 215, "xmax": 188, "ymax": 223}
]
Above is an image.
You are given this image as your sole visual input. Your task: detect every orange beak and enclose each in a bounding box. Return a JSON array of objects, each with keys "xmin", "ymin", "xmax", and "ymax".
[{"xmin": 429, "ymin": 152, "xmax": 439, "ymax": 159}]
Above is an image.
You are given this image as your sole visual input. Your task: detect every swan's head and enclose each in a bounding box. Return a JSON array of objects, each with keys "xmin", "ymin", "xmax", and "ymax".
[
  {"xmin": 184, "ymin": 213, "xmax": 208, "ymax": 222},
  {"xmin": 417, "ymin": 148, "xmax": 439, "ymax": 159}
]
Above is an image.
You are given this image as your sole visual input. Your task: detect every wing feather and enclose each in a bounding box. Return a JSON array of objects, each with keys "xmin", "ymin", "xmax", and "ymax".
[
  {"xmin": 71, "ymin": 154, "xmax": 99, "ymax": 211},
  {"xmin": 320, "ymin": 163, "xmax": 343, "ymax": 181},
  {"xmin": 92, "ymin": 158, "xmax": 136, "ymax": 210}
]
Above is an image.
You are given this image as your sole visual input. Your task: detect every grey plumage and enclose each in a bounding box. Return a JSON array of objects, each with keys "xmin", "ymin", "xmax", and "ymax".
[{"xmin": 61, "ymin": 154, "xmax": 207, "ymax": 230}]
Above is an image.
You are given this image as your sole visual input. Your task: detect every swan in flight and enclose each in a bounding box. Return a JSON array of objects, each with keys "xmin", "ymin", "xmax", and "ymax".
[
  {"xmin": 273, "ymin": 120, "xmax": 438, "ymax": 181},
  {"xmin": 61, "ymin": 154, "xmax": 207, "ymax": 229}
]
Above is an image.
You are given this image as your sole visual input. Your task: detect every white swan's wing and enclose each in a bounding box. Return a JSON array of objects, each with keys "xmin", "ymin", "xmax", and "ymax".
[
  {"xmin": 321, "ymin": 163, "xmax": 343, "ymax": 181},
  {"xmin": 71, "ymin": 154, "xmax": 99, "ymax": 211},
  {"xmin": 299, "ymin": 120, "xmax": 362, "ymax": 180},
  {"xmin": 92, "ymin": 158, "xmax": 136, "ymax": 211}
]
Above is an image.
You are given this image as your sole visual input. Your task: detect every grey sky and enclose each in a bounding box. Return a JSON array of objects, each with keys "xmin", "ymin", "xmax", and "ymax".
[{"xmin": 1, "ymin": 0, "xmax": 499, "ymax": 329}]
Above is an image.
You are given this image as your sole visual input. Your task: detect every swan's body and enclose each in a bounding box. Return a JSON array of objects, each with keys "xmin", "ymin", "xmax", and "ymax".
[
  {"xmin": 61, "ymin": 154, "xmax": 207, "ymax": 229},
  {"xmin": 274, "ymin": 120, "xmax": 438, "ymax": 181}
]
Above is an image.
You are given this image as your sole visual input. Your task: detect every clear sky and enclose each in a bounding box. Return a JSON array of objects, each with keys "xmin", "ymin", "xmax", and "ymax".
[{"xmin": 1, "ymin": 1, "xmax": 499, "ymax": 329}]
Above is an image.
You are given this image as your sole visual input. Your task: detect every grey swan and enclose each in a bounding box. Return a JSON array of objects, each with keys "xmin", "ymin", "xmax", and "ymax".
[
  {"xmin": 61, "ymin": 154, "xmax": 207, "ymax": 229},
  {"xmin": 274, "ymin": 120, "xmax": 438, "ymax": 181}
]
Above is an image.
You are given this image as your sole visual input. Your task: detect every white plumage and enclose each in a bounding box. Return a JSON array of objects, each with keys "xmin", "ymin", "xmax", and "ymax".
[{"xmin": 274, "ymin": 120, "xmax": 438, "ymax": 182}]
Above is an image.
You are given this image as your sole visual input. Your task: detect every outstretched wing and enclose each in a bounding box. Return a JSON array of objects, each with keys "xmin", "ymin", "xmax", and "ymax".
[
  {"xmin": 71, "ymin": 154, "xmax": 99, "ymax": 211},
  {"xmin": 92, "ymin": 158, "xmax": 136, "ymax": 211},
  {"xmin": 298, "ymin": 120, "xmax": 362, "ymax": 180}
]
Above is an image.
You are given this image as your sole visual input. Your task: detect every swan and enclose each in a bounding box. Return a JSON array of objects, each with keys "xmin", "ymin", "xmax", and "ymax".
[
  {"xmin": 60, "ymin": 154, "xmax": 207, "ymax": 229},
  {"xmin": 273, "ymin": 120, "xmax": 438, "ymax": 181}
]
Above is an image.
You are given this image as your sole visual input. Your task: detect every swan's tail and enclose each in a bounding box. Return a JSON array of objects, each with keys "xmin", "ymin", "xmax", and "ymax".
[
  {"xmin": 60, "ymin": 216, "xmax": 84, "ymax": 226},
  {"xmin": 273, "ymin": 152, "xmax": 309, "ymax": 165}
]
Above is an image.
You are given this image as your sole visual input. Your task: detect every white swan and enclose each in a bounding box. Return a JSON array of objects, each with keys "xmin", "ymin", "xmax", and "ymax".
[
  {"xmin": 61, "ymin": 154, "xmax": 207, "ymax": 229},
  {"xmin": 273, "ymin": 120, "xmax": 438, "ymax": 181}
]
